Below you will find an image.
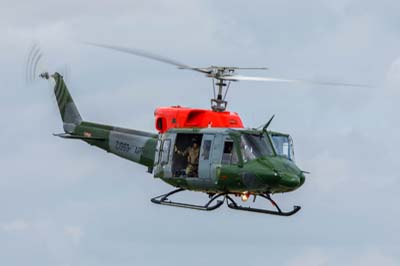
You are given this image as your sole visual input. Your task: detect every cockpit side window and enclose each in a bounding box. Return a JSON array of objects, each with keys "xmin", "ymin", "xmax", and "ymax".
[
  {"xmin": 222, "ymin": 141, "xmax": 239, "ymax": 165},
  {"xmin": 270, "ymin": 134, "xmax": 295, "ymax": 161}
]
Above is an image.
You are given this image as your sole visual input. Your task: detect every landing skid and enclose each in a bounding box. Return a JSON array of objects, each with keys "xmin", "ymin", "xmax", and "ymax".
[{"xmin": 150, "ymin": 189, "xmax": 300, "ymax": 216}]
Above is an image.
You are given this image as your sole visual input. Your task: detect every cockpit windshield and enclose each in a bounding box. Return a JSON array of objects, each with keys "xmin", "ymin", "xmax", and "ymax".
[
  {"xmin": 240, "ymin": 133, "xmax": 274, "ymax": 161},
  {"xmin": 270, "ymin": 134, "xmax": 295, "ymax": 161}
]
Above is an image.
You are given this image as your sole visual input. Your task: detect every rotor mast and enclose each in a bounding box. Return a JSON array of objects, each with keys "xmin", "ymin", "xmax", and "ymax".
[
  {"xmin": 209, "ymin": 67, "xmax": 234, "ymax": 112},
  {"xmin": 212, "ymin": 79, "xmax": 228, "ymax": 112}
]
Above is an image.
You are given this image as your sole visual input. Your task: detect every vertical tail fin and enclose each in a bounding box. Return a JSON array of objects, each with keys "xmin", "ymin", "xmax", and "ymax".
[{"xmin": 41, "ymin": 72, "xmax": 82, "ymax": 133}]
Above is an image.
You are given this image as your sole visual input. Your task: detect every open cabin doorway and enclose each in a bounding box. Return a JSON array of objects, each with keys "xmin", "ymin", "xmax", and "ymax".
[{"xmin": 172, "ymin": 133, "xmax": 203, "ymax": 178}]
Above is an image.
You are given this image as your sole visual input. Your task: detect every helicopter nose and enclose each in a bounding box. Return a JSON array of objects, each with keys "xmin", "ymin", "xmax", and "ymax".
[{"xmin": 279, "ymin": 173, "xmax": 301, "ymax": 188}]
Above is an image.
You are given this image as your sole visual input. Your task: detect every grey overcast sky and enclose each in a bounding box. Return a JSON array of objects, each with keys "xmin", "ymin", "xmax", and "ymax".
[{"xmin": 1, "ymin": 1, "xmax": 400, "ymax": 265}]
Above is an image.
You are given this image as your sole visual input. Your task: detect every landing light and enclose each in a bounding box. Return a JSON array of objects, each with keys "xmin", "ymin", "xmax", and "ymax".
[{"xmin": 241, "ymin": 192, "xmax": 250, "ymax": 202}]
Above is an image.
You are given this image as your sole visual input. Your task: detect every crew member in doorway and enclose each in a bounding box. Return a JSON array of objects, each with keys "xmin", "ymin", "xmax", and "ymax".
[{"xmin": 175, "ymin": 139, "xmax": 200, "ymax": 177}]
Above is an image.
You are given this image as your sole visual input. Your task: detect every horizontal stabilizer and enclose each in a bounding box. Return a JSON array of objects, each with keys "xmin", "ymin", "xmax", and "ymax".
[{"xmin": 53, "ymin": 133, "xmax": 106, "ymax": 141}]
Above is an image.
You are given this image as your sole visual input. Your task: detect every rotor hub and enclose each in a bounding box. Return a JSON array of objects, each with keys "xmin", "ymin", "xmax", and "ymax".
[{"xmin": 209, "ymin": 67, "xmax": 237, "ymax": 112}]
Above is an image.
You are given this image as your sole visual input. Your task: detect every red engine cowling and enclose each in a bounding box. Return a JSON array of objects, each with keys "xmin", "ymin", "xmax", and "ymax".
[{"xmin": 154, "ymin": 106, "xmax": 244, "ymax": 133}]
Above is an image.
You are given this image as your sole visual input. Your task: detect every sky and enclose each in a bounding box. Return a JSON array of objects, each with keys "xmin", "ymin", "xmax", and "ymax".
[{"xmin": 1, "ymin": 0, "xmax": 400, "ymax": 265}]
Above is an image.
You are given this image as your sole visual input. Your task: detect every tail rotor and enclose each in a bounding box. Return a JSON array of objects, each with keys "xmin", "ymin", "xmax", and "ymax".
[{"xmin": 25, "ymin": 43, "xmax": 71, "ymax": 84}]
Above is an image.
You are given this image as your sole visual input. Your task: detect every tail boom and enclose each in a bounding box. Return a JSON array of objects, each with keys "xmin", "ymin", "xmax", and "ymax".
[{"xmin": 44, "ymin": 72, "xmax": 158, "ymax": 170}]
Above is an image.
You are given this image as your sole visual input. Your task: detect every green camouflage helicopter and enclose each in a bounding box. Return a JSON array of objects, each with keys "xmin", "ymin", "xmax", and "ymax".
[{"xmin": 28, "ymin": 43, "xmax": 366, "ymax": 216}]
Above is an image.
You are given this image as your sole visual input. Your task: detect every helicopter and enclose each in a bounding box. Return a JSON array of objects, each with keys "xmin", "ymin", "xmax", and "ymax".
[{"xmin": 28, "ymin": 43, "xmax": 367, "ymax": 216}]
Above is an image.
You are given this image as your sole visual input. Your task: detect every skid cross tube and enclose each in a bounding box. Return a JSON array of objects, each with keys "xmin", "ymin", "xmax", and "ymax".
[{"xmin": 151, "ymin": 188, "xmax": 225, "ymax": 211}]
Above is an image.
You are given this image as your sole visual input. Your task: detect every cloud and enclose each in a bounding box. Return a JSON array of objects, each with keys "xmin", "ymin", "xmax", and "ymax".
[
  {"xmin": 64, "ymin": 225, "xmax": 84, "ymax": 245},
  {"xmin": 352, "ymin": 250, "xmax": 399, "ymax": 266},
  {"xmin": 285, "ymin": 247, "xmax": 400, "ymax": 266},
  {"xmin": 1, "ymin": 220, "xmax": 31, "ymax": 232},
  {"xmin": 1, "ymin": 1, "xmax": 400, "ymax": 265},
  {"xmin": 286, "ymin": 249, "xmax": 330, "ymax": 266}
]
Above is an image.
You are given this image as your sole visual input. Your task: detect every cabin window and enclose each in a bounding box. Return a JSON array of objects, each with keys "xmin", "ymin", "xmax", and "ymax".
[
  {"xmin": 201, "ymin": 140, "xmax": 212, "ymax": 160},
  {"xmin": 161, "ymin": 139, "xmax": 171, "ymax": 164},
  {"xmin": 154, "ymin": 139, "xmax": 162, "ymax": 165},
  {"xmin": 222, "ymin": 141, "xmax": 239, "ymax": 165}
]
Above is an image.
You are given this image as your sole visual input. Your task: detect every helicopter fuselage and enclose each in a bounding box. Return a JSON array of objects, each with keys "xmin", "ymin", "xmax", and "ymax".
[{"xmin": 153, "ymin": 128, "xmax": 305, "ymax": 194}]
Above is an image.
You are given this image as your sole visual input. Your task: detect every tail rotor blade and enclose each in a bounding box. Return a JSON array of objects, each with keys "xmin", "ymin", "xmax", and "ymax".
[
  {"xmin": 25, "ymin": 43, "xmax": 46, "ymax": 84},
  {"xmin": 25, "ymin": 43, "xmax": 72, "ymax": 84}
]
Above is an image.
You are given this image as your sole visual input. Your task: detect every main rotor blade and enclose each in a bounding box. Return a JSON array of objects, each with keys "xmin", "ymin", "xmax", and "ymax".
[
  {"xmin": 85, "ymin": 42, "xmax": 211, "ymax": 74},
  {"xmin": 220, "ymin": 75, "xmax": 371, "ymax": 88}
]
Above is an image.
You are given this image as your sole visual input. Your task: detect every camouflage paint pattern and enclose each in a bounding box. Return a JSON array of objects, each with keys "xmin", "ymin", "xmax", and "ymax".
[
  {"xmin": 49, "ymin": 72, "xmax": 305, "ymax": 196},
  {"xmin": 51, "ymin": 73, "xmax": 157, "ymax": 170}
]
